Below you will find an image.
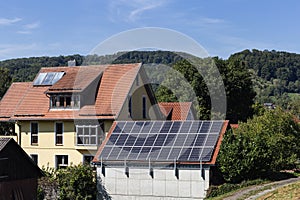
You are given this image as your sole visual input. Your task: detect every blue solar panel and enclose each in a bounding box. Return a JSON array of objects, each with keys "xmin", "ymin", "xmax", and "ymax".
[
  {"xmin": 205, "ymin": 134, "xmax": 219, "ymax": 146},
  {"xmin": 158, "ymin": 147, "xmax": 171, "ymax": 160},
  {"xmin": 160, "ymin": 121, "xmax": 173, "ymax": 133},
  {"xmin": 179, "ymin": 121, "xmax": 192, "ymax": 133},
  {"xmin": 140, "ymin": 122, "xmax": 153, "ymax": 133},
  {"xmin": 115, "ymin": 134, "xmax": 128, "ymax": 146},
  {"xmin": 173, "ymin": 134, "xmax": 187, "ymax": 146},
  {"xmin": 178, "ymin": 148, "xmax": 192, "ymax": 161},
  {"xmin": 108, "ymin": 134, "xmax": 119, "ymax": 144},
  {"xmin": 144, "ymin": 134, "xmax": 158, "ymax": 146},
  {"xmin": 123, "ymin": 122, "xmax": 134, "ymax": 133},
  {"xmin": 113, "ymin": 122, "xmax": 125, "ymax": 133},
  {"xmin": 199, "ymin": 121, "xmax": 211, "ymax": 133},
  {"xmin": 124, "ymin": 135, "xmax": 138, "ymax": 146},
  {"xmin": 150, "ymin": 121, "xmax": 163, "ymax": 133},
  {"xmin": 183, "ymin": 134, "xmax": 197, "ymax": 146},
  {"xmin": 194, "ymin": 134, "xmax": 207, "ymax": 146},
  {"xmin": 163, "ymin": 134, "xmax": 176, "ymax": 146},
  {"xmin": 134, "ymin": 137, "xmax": 147, "ymax": 146},
  {"xmin": 154, "ymin": 134, "xmax": 167, "ymax": 146},
  {"xmin": 169, "ymin": 121, "xmax": 181, "ymax": 133},
  {"xmin": 131, "ymin": 122, "xmax": 144, "ymax": 133},
  {"xmin": 189, "ymin": 148, "xmax": 201, "ymax": 161},
  {"xmin": 210, "ymin": 121, "xmax": 223, "ymax": 133},
  {"xmin": 33, "ymin": 72, "xmax": 65, "ymax": 86},
  {"xmin": 99, "ymin": 120, "xmax": 225, "ymax": 163},
  {"xmin": 199, "ymin": 148, "xmax": 214, "ymax": 161},
  {"xmin": 168, "ymin": 147, "xmax": 182, "ymax": 160},
  {"xmin": 190, "ymin": 121, "xmax": 202, "ymax": 133}
]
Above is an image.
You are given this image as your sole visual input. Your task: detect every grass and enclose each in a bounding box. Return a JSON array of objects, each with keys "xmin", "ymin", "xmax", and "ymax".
[
  {"xmin": 205, "ymin": 171, "xmax": 299, "ymax": 200},
  {"xmin": 257, "ymin": 180, "xmax": 300, "ymax": 200}
]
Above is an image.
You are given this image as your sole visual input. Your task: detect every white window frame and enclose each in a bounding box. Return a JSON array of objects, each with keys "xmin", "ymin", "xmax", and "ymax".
[
  {"xmin": 55, "ymin": 122, "xmax": 64, "ymax": 145},
  {"xmin": 30, "ymin": 122, "xmax": 39, "ymax": 145},
  {"xmin": 50, "ymin": 94, "xmax": 80, "ymax": 109},
  {"xmin": 55, "ymin": 155, "xmax": 68, "ymax": 169},
  {"xmin": 76, "ymin": 125, "xmax": 100, "ymax": 146}
]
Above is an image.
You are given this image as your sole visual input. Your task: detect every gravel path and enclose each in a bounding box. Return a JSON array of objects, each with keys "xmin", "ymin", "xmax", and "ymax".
[{"xmin": 223, "ymin": 176, "xmax": 300, "ymax": 200}]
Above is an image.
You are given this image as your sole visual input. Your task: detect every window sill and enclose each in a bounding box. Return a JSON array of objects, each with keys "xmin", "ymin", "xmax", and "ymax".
[{"xmin": 31, "ymin": 143, "xmax": 38, "ymax": 146}]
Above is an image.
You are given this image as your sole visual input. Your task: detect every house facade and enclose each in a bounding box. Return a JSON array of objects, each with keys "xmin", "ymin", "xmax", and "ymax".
[{"xmin": 0, "ymin": 63, "xmax": 163, "ymax": 168}]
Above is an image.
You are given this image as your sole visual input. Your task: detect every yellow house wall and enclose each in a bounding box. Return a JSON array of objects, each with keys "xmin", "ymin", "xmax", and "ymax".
[
  {"xmin": 18, "ymin": 120, "xmax": 102, "ymax": 168},
  {"xmin": 118, "ymin": 74, "xmax": 162, "ymax": 120}
]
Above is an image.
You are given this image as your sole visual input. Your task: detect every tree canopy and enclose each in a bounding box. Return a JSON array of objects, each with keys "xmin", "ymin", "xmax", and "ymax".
[{"xmin": 217, "ymin": 108, "xmax": 300, "ymax": 183}]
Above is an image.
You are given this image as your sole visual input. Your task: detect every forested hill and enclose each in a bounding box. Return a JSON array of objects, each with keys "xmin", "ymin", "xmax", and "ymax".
[
  {"xmin": 0, "ymin": 51, "xmax": 186, "ymax": 82},
  {"xmin": 231, "ymin": 49, "xmax": 300, "ymax": 94}
]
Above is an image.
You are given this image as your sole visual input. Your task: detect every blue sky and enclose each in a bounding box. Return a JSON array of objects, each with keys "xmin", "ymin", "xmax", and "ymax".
[{"xmin": 0, "ymin": 0, "xmax": 299, "ymax": 60}]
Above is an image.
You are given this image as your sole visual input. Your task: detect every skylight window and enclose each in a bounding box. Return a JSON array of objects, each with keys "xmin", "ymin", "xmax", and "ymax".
[{"xmin": 33, "ymin": 72, "xmax": 65, "ymax": 86}]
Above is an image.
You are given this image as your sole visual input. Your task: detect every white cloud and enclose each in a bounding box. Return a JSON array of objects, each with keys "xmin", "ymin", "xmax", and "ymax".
[
  {"xmin": 109, "ymin": 0, "xmax": 166, "ymax": 22},
  {"xmin": 0, "ymin": 17, "xmax": 22, "ymax": 25},
  {"xmin": 128, "ymin": 2, "xmax": 163, "ymax": 21},
  {"xmin": 17, "ymin": 21, "xmax": 40, "ymax": 34},
  {"xmin": 199, "ymin": 17, "xmax": 225, "ymax": 24},
  {"xmin": 24, "ymin": 21, "xmax": 40, "ymax": 29}
]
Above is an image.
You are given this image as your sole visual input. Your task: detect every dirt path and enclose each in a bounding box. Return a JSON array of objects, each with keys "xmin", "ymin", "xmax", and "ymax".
[{"xmin": 223, "ymin": 177, "xmax": 300, "ymax": 200}]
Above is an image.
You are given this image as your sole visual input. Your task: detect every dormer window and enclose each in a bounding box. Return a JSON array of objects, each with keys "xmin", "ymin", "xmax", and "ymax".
[{"xmin": 50, "ymin": 94, "xmax": 80, "ymax": 109}]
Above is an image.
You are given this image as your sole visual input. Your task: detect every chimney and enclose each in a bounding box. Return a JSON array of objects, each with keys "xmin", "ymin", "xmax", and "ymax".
[{"xmin": 68, "ymin": 59, "xmax": 76, "ymax": 67}]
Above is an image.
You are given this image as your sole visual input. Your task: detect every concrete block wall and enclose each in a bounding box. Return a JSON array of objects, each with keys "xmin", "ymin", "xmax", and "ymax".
[{"xmin": 97, "ymin": 166, "xmax": 210, "ymax": 200}]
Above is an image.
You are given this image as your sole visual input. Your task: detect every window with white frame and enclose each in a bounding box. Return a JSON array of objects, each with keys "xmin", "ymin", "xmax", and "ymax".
[
  {"xmin": 55, "ymin": 122, "xmax": 63, "ymax": 145},
  {"xmin": 76, "ymin": 125, "xmax": 101, "ymax": 146},
  {"xmin": 31, "ymin": 122, "xmax": 38, "ymax": 145},
  {"xmin": 55, "ymin": 155, "xmax": 68, "ymax": 169},
  {"xmin": 50, "ymin": 94, "xmax": 80, "ymax": 109}
]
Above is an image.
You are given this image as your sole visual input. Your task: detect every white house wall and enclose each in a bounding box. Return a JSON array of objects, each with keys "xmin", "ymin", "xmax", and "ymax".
[{"xmin": 97, "ymin": 166, "xmax": 210, "ymax": 200}]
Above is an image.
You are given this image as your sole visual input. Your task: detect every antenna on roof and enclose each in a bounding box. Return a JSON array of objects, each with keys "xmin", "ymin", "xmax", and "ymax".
[{"xmin": 68, "ymin": 59, "xmax": 76, "ymax": 67}]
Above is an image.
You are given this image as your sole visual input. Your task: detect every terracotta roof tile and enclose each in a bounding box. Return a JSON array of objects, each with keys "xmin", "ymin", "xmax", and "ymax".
[
  {"xmin": 94, "ymin": 63, "xmax": 141, "ymax": 116},
  {"xmin": 158, "ymin": 102, "xmax": 193, "ymax": 120},
  {"xmin": 13, "ymin": 85, "xmax": 50, "ymax": 116},
  {"xmin": 1, "ymin": 63, "xmax": 142, "ymax": 121},
  {"xmin": 47, "ymin": 66, "xmax": 106, "ymax": 92},
  {"xmin": 0, "ymin": 82, "xmax": 31, "ymax": 120}
]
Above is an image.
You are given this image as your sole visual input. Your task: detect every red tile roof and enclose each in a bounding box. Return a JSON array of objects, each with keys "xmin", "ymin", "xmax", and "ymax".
[
  {"xmin": 158, "ymin": 102, "xmax": 193, "ymax": 120},
  {"xmin": 230, "ymin": 124, "xmax": 239, "ymax": 129},
  {"xmin": 94, "ymin": 63, "xmax": 141, "ymax": 117},
  {"xmin": 46, "ymin": 66, "xmax": 106, "ymax": 93},
  {"xmin": 0, "ymin": 82, "xmax": 31, "ymax": 121},
  {"xmin": 0, "ymin": 63, "xmax": 142, "ymax": 121}
]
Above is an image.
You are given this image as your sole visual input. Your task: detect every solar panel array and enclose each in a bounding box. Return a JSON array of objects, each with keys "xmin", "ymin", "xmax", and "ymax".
[
  {"xmin": 99, "ymin": 121, "xmax": 224, "ymax": 163},
  {"xmin": 33, "ymin": 72, "xmax": 65, "ymax": 86}
]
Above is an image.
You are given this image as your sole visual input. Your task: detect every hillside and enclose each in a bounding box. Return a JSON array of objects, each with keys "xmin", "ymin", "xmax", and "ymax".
[{"xmin": 0, "ymin": 49, "xmax": 299, "ymax": 117}]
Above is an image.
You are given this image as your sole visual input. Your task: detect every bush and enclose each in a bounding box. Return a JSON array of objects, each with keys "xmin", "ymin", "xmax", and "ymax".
[
  {"xmin": 38, "ymin": 164, "xmax": 97, "ymax": 200},
  {"xmin": 217, "ymin": 108, "xmax": 300, "ymax": 183}
]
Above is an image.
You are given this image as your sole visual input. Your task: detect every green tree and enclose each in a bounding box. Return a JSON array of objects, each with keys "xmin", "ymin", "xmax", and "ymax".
[
  {"xmin": 217, "ymin": 108, "xmax": 300, "ymax": 183},
  {"xmin": 0, "ymin": 68, "xmax": 14, "ymax": 135},
  {"xmin": 0, "ymin": 67, "xmax": 12, "ymax": 99},
  {"xmin": 220, "ymin": 57, "xmax": 256, "ymax": 123}
]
